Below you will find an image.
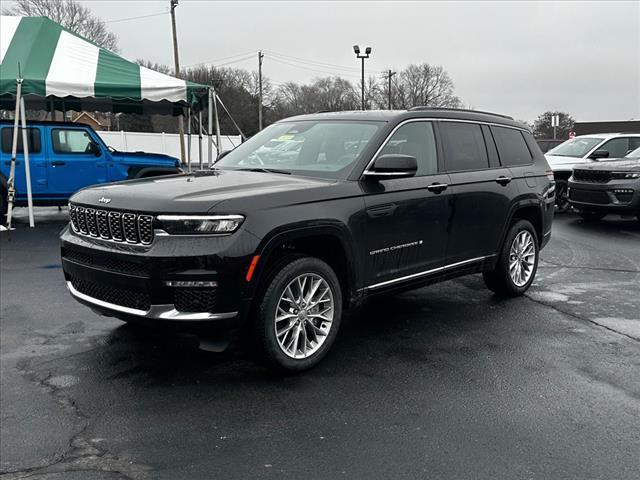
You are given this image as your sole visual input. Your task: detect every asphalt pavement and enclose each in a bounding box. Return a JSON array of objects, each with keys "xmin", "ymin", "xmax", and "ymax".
[{"xmin": 1, "ymin": 208, "xmax": 639, "ymax": 480}]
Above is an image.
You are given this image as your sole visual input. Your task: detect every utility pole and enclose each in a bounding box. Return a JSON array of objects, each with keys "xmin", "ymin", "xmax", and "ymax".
[
  {"xmin": 170, "ymin": 0, "xmax": 186, "ymax": 165},
  {"xmin": 258, "ymin": 50, "xmax": 264, "ymax": 131},
  {"xmin": 385, "ymin": 69, "xmax": 396, "ymax": 110}
]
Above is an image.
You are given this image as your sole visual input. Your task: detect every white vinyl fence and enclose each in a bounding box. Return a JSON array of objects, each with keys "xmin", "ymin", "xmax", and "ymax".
[{"xmin": 97, "ymin": 131, "xmax": 242, "ymax": 165}]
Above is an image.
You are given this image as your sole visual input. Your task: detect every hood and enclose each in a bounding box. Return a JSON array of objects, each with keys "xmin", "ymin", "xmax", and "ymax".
[
  {"xmin": 574, "ymin": 158, "xmax": 640, "ymax": 172},
  {"xmin": 115, "ymin": 150, "xmax": 179, "ymax": 165},
  {"xmin": 70, "ymin": 169, "xmax": 338, "ymax": 213},
  {"xmin": 544, "ymin": 154, "xmax": 593, "ymax": 170}
]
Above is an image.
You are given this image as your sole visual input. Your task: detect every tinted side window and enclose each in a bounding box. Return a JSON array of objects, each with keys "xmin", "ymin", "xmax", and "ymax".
[
  {"xmin": 629, "ymin": 137, "xmax": 640, "ymax": 152},
  {"xmin": 439, "ymin": 122, "xmax": 489, "ymax": 171},
  {"xmin": 52, "ymin": 129, "xmax": 93, "ymax": 154},
  {"xmin": 1, "ymin": 127, "xmax": 41, "ymax": 154},
  {"xmin": 491, "ymin": 126, "xmax": 532, "ymax": 166},
  {"xmin": 598, "ymin": 138, "xmax": 629, "ymax": 158},
  {"xmin": 378, "ymin": 121, "xmax": 437, "ymax": 176}
]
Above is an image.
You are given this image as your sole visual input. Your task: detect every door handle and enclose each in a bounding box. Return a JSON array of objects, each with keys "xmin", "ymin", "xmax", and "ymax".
[
  {"xmin": 51, "ymin": 161, "xmax": 66, "ymax": 166},
  {"xmin": 495, "ymin": 176, "xmax": 512, "ymax": 186},
  {"xmin": 427, "ymin": 183, "xmax": 448, "ymax": 193}
]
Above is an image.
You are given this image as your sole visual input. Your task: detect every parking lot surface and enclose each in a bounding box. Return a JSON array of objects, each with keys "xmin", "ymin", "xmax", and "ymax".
[{"xmin": 1, "ymin": 210, "xmax": 639, "ymax": 479}]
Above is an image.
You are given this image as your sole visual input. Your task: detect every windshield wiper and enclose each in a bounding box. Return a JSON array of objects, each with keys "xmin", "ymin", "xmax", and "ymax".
[{"xmin": 237, "ymin": 167, "xmax": 291, "ymax": 175}]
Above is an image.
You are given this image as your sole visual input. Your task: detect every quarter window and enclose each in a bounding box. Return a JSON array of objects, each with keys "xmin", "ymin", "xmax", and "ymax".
[
  {"xmin": 378, "ymin": 122, "xmax": 438, "ymax": 176},
  {"xmin": 1, "ymin": 127, "xmax": 41, "ymax": 154},
  {"xmin": 439, "ymin": 122, "xmax": 489, "ymax": 171},
  {"xmin": 52, "ymin": 129, "xmax": 94, "ymax": 154},
  {"xmin": 491, "ymin": 126, "xmax": 532, "ymax": 166}
]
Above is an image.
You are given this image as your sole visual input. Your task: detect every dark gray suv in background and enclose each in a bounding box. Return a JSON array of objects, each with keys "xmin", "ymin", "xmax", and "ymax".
[{"xmin": 61, "ymin": 108, "xmax": 555, "ymax": 371}]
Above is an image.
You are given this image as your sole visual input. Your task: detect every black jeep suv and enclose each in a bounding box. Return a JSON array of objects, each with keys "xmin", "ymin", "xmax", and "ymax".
[{"xmin": 61, "ymin": 108, "xmax": 555, "ymax": 371}]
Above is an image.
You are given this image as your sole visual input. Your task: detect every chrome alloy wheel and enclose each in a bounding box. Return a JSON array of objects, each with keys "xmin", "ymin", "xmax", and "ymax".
[
  {"xmin": 274, "ymin": 273, "xmax": 334, "ymax": 359},
  {"xmin": 509, "ymin": 230, "xmax": 536, "ymax": 287}
]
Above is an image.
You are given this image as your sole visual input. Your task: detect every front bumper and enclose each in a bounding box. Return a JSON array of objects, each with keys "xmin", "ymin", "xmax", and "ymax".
[
  {"xmin": 60, "ymin": 225, "xmax": 260, "ymax": 333},
  {"xmin": 568, "ymin": 178, "xmax": 640, "ymax": 213}
]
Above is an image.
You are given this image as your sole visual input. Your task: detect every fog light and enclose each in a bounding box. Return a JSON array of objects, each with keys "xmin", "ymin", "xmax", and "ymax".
[
  {"xmin": 164, "ymin": 280, "xmax": 218, "ymax": 288},
  {"xmin": 612, "ymin": 189, "xmax": 634, "ymax": 194}
]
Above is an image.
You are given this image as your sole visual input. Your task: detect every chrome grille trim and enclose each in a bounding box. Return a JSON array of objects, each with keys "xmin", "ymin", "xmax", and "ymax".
[{"xmin": 69, "ymin": 204, "xmax": 155, "ymax": 245}]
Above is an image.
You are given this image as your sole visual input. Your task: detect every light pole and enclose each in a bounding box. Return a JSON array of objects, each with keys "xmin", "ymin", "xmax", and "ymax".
[{"xmin": 353, "ymin": 45, "xmax": 371, "ymax": 110}]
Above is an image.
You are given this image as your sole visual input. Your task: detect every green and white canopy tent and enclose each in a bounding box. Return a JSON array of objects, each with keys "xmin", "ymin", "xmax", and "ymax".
[
  {"xmin": 0, "ymin": 15, "xmax": 209, "ymax": 113},
  {"xmin": 1, "ymin": 15, "xmax": 236, "ymax": 229}
]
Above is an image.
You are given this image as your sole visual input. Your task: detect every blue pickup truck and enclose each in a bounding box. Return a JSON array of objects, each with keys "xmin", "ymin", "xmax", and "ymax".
[{"xmin": 1, "ymin": 121, "xmax": 182, "ymax": 217}]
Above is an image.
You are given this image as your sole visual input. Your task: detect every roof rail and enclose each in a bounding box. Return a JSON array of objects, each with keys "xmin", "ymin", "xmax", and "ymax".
[{"xmin": 407, "ymin": 106, "xmax": 514, "ymax": 120}]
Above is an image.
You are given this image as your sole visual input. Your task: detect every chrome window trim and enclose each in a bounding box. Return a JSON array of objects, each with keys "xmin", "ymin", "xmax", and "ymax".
[
  {"xmin": 366, "ymin": 255, "xmax": 490, "ymax": 290},
  {"xmin": 362, "ymin": 118, "xmax": 530, "ymax": 177},
  {"xmin": 66, "ymin": 281, "xmax": 237, "ymax": 321}
]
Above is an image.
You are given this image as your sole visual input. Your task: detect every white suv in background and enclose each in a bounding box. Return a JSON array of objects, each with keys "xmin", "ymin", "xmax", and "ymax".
[{"xmin": 545, "ymin": 133, "xmax": 640, "ymax": 212}]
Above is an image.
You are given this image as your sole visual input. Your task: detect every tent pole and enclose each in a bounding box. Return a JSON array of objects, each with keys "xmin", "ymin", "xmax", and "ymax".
[
  {"xmin": 213, "ymin": 89, "xmax": 222, "ymax": 156},
  {"xmin": 186, "ymin": 107, "xmax": 192, "ymax": 173},
  {"xmin": 5, "ymin": 80, "xmax": 22, "ymax": 230},
  {"xmin": 215, "ymin": 93, "xmax": 245, "ymax": 141},
  {"xmin": 20, "ymin": 97, "xmax": 35, "ymax": 227},
  {"xmin": 198, "ymin": 110, "xmax": 203, "ymax": 170},
  {"xmin": 207, "ymin": 88, "xmax": 213, "ymax": 168}
]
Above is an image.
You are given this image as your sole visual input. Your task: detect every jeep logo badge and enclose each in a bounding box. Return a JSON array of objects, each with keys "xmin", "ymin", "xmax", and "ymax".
[{"xmin": 98, "ymin": 197, "xmax": 111, "ymax": 204}]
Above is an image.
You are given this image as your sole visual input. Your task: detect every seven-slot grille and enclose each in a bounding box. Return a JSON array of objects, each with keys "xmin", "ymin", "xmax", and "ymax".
[
  {"xmin": 573, "ymin": 169, "xmax": 611, "ymax": 183},
  {"xmin": 69, "ymin": 205, "xmax": 154, "ymax": 245}
]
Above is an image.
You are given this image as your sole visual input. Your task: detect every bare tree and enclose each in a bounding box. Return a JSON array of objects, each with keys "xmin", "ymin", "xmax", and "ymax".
[
  {"xmin": 3, "ymin": 0, "xmax": 118, "ymax": 51},
  {"xmin": 135, "ymin": 59, "xmax": 173, "ymax": 75},
  {"xmin": 392, "ymin": 63, "xmax": 461, "ymax": 109}
]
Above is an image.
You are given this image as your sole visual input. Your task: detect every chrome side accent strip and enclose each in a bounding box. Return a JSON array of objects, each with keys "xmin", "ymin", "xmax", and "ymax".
[
  {"xmin": 66, "ymin": 282, "xmax": 237, "ymax": 321},
  {"xmin": 367, "ymin": 256, "xmax": 488, "ymax": 290},
  {"xmin": 156, "ymin": 215, "xmax": 245, "ymax": 221}
]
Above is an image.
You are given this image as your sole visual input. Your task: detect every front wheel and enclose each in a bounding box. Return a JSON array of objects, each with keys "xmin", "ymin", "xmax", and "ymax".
[
  {"xmin": 554, "ymin": 179, "xmax": 571, "ymax": 213},
  {"xmin": 253, "ymin": 256, "xmax": 342, "ymax": 372},
  {"xmin": 483, "ymin": 220, "xmax": 539, "ymax": 296}
]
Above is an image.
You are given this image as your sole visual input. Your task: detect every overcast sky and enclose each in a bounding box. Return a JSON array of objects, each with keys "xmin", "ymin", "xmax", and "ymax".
[{"xmin": 51, "ymin": 1, "xmax": 640, "ymax": 122}]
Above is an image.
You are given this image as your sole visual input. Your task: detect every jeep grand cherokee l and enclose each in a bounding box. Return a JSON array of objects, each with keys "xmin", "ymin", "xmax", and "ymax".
[
  {"xmin": 568, "ymin": 146, "xmax": 640, "ymax": 221},
  {"xmin": 61, "ymin": 108, "xmax": 555, "ymax": 372}
]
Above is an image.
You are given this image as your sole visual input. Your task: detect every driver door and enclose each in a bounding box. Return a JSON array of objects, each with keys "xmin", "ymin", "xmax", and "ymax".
[
  {"xmin": 47, "ymin": 127, "xmax": 107, "ymax": 197},
  {"xmin": 359, "ymin": 121, "xmax": 451, "ymax": 289}
]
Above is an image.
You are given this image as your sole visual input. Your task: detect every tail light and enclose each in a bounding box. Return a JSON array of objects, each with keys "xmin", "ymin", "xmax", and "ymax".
[{"xmin": 545, "ymin": 170, "xmax": 555, "ymax": 181}]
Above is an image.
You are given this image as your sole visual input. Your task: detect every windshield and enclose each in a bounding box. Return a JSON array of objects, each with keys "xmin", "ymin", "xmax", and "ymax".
[
  {"xmin": 546, "ymin": 137, "xmax": 603, "ymax": 158},
  {"xmin": 215, "ymin": 120, "xmax": 383, "ymax": 179},
  {"xmin": 625, "ymin": 146, "xmax": 640, "ymax": 158}
]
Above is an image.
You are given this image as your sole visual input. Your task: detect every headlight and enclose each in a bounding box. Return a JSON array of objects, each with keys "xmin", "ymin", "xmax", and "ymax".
[
  {"xmin": 156, "ymin": 215, "xmax": 244, "ymax": 234},
  {"xmin": 611, "ymin": 171, "xmax": 640, "ymax": 179}
]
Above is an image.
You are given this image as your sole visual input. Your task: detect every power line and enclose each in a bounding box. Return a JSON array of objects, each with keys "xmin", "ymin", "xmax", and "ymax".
[
  {"xmin": 104, "ymin": 11, "xmax": 168, "ymax": 24},
  {"xmin": 264, "ymin": 50, "xmax": 360, "ymax": 73},
  {"xmin": 268, "ymin": 56, "xmax": 362, "ymax": 79},
  {"xmin": 185, "ymin": 50, "xmax": 256, "ymax": 68}
]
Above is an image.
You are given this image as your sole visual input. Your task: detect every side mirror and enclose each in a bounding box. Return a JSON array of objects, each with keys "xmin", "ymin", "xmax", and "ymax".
[
  {"xmin": 589, "ymin": 149, "xmax": 609, "ymax": 160},
  {"xmin": 363, "ymin": 154, "xmax": 417, "ymax": 180},
  {"xmin": 216, "ymin": 150, "xmax": 231, "ymax": 162},
  {"xmin": 88, "ymin": 141, "xmax": 101, "ymax": 156}
]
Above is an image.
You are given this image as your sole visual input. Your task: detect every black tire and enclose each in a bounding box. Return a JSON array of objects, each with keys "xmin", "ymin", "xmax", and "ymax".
[
  {"xmin": 579, "ymin": 210, "xmax": 606, "ymax": 222},
  {"xmin": 0, "ymin": 191, "xmax": 6, "ymax": 224},
  {"xmin": 253, "ymin": 256, "xmax": 342, "ymax": 373},
  {"xmin": 483, "ymin": 220, "xmax": 539, "ymax": 297},
  {"xmin": 554, "ymin": 179, "xmax": 571, "ymax": 213}
]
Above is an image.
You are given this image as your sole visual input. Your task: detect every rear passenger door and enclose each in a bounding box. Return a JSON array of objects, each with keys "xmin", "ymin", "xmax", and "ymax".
[{"xmin": 438, "ymin": 121, "xmax": 519, "ymax": 263}]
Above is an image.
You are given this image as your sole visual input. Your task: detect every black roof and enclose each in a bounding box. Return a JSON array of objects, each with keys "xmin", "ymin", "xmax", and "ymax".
[
  {"xmin": 0, "ymin": 119, "xmax": 91, "ymax": 127},
  {"xmin": 281, "ymin": 108, "xmax": 528, "ymax": 130}
]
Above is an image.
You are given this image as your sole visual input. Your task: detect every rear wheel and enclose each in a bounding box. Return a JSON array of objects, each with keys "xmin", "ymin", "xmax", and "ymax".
[
  {"xmin": 253, "ymin": 256, "xmax": 342, "ymax": 372},
  {"xmin": 483, "ymin": 220, "xmax": 539, "ymax": 296},
  {"xmin": 579, "ymin": 210, "xmax": 606, "ymax": 222}
]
